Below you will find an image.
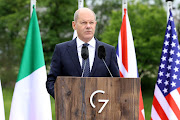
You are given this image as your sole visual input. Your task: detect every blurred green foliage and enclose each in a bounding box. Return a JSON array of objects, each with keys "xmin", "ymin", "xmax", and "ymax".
[
  {"xmin": 90, "ymin": 0, "xmax": 179, "ymax": 90},
  {"xmin": 0, "ymin": 0, "xmax": 78, "ymax": 86},
  {"xmin": 101, "ymin": 3, "xmax": 167, "ymax": 90},
  {"xmin": 0, "ymin": 0, "xmax": 180, "ymax": 91},
  {"xmin": 40, "ymin": 0, "xmax": 78, "ymax": 65},
  {"xmin": 0, "ymin": 0, "xmax": 29, "ymax": 85}
]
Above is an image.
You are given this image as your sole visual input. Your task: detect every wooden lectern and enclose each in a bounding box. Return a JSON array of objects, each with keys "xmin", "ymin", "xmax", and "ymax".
[{"xmin": 55, "ymin": 77, "xmax": 140, "ymax": 120}]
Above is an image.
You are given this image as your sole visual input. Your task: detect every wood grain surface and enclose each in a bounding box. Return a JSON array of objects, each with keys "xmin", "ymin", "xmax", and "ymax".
[{"xmin": 55, "ymin": 77, "xmax": 140, "ymax": 120}]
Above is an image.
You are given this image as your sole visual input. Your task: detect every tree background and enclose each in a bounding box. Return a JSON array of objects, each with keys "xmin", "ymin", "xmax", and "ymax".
[
  {"xmin": 99, "ymin": 3, "xmax": 167, "ymax": 91},
  {"xmin": 0, "ymin": 0, "xmax": 180, "ymax": 119},
  {"xmin": 0, "ymin": 0, "xmax": 180, "ymax": 91}
]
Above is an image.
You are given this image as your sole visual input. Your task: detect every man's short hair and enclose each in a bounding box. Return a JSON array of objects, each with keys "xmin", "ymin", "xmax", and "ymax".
[{"xmin": 74, "ymin": 7, "xmax": 96, "ymax": 22}]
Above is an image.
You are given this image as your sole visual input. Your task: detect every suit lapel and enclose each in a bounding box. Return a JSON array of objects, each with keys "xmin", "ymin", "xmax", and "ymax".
[{"xmin": 67, "ymin": 39, "xmax": 82, "ymax": 76}]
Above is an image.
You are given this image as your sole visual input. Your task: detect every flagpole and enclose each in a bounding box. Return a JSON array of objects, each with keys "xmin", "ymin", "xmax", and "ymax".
[
  {"xmin": 30, "ymin": 0, "xmax": 36, "ymax": 16},
  {"xmin": 122, "ymin": 0, "xmax": 127, "ymax": 19},
  {"xmin": 0, "ymin": 80, "xmax": 5, "ymax": 120},
  {"xmin": 73, "ymin": 0, "xmax": 84, "ymax": 39},
  {"xmin": 166, "ymin": 0, "xmax": 173, "ymax": 21},
  {"xmin": 78, "ymin": 0, "xmax": 84, "ymax": 9}
]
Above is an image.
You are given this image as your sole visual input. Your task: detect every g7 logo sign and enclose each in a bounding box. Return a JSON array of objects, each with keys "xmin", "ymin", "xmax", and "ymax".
[{"xmin": 90, "ymin": 90, "xmax": 109, "ymax": 113}]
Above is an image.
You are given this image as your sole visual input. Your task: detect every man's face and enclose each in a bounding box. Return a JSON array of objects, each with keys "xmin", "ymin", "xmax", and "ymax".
[{"xmin": 72, "ymin": 10, "xmax": 97, "ymax": 42}]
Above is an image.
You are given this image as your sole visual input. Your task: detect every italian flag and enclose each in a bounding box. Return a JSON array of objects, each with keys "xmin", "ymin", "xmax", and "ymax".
[{"xmin": 9, "ymin": 7, "xmax": 52, "ymax": 120}]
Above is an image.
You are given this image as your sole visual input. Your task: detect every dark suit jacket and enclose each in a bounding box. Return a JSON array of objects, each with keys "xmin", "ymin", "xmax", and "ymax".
[{"xmin": 46, "ymin": 38, "xmax": 120, "ymax": 98}]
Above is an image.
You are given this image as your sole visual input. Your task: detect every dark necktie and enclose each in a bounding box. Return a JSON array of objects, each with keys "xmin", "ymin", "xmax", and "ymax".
[{"xmin": 82, "ymin": 43, "xmax": 90, "ymax": 77}]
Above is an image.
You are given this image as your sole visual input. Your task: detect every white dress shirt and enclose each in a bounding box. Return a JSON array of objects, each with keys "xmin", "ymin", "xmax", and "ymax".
[{"xmin": 76, "ymin": 37, "xmax": 96, "ymax": 71}]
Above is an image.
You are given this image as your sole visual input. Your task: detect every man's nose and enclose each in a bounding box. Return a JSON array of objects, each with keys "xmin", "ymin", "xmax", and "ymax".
[{"xmin": 86, "ymin": 23, "xmax": 91, "ymax": 28}]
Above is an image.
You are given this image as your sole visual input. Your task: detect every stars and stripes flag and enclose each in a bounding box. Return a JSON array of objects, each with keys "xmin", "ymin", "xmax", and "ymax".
[
  {"xmin": 116, "ymin": 9, "xmax": 145, "ymax": 120},
  {"xmin": 151, "ymin": 10, "xmax": 180, "ymax": 120}
]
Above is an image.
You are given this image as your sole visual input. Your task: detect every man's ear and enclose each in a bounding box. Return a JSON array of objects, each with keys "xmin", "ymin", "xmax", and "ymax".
[{"xmin": 72, "ymin": 21, "xmax": 76, "ymax": 30}]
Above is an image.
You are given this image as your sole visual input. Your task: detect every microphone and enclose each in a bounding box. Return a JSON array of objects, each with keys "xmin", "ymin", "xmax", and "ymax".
[
  {"xmin": 98, "ymin": 45, "xmax": 113, "ymax": 77},
  {"xmin": 81, "ymin": 45, "xmax": 89, "ymax": 77},
  {"xmin": 81, "ymin": 45, "xmax": 89, "ymax": 60},
  {"xmin": 98, "ymin": 45, "xmax": 106, "ymax": 59}
]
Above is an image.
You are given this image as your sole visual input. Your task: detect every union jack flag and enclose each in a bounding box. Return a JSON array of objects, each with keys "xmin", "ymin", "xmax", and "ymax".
[
  {"xmin": 151, "ymin": 10, "xmax": 180, "ymax": 120},
  {"xmin": 116, "ymin": 9, "xmax": 145, "ymax": 120}
]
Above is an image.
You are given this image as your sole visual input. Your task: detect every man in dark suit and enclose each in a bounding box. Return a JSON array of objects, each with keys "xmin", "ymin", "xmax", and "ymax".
[{"xmin": 46, "ymin": 7, "xmax": 120, "ymax": 98}]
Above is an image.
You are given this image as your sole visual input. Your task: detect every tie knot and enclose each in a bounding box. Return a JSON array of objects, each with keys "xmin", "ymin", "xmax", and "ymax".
[{"xmin": 83, "ymin": 43, "xmax": 89, "ymax": 47}]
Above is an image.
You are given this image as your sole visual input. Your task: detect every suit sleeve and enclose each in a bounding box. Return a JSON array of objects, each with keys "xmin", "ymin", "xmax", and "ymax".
[
  {"xmin": 109, "ymin": 47, "xmax": 120, "ymax": 77},
  {"xmin": 46, "ymin": 45, "xmax": 61, "ymax": 98}
]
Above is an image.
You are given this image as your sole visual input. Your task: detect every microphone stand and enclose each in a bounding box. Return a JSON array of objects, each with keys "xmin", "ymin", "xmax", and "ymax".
[
  {"xmin": 81, "ymin": 59, "xmax": 87, "ymax": 77},
  {"xmin": 102, "ymin": 58, "xmax": 113, "ymax": 77}
]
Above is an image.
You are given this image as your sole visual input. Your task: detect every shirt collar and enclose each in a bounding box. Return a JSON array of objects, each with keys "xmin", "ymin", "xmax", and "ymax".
[{"xmin": 76, "ymin": 37, "xmax": 96, "ymax": 48}]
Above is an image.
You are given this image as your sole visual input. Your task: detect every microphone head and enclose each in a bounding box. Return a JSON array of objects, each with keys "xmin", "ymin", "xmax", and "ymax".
[
  {"xmin": 98, "ymin": 45, "xmax": 106, "ymax": 59},
  {"xmin": 81, "ymin": 45, "xmax": 89, "ymax": 60}
]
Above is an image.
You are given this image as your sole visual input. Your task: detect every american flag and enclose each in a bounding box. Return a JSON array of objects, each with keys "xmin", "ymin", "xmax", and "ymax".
[
  {"xmin": 151, "ymin": 10, "xmax": 180, "ymax": 120},
  {"xmin": 116, "ymin": 9, "xmax": 145, "ymax": 120}
]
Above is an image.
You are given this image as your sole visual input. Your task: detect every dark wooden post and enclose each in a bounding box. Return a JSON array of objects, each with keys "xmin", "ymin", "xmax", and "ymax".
[{"xmin": 55, "ymin": 77, "xmax": 140, "ymax": 120}]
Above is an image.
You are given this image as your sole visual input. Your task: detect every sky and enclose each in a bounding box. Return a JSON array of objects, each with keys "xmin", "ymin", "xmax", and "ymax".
[
  {"xmin": 163, "ymin": 0, "xmax": 180, "ymax": 20},
  {"xmin": 168, "ymin": 0, "xmax": 180, "ymax": 8},
  {"xmin": 87, "ymin": 0, "xmax": 180, "ymax": 10},
  {"xmin": 162, "ymin": 0, "xmax": 179, "ymax": 10},
  {"xmin": 86, "ymin": 0, "xmax": 180, "ymax": 20}
]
